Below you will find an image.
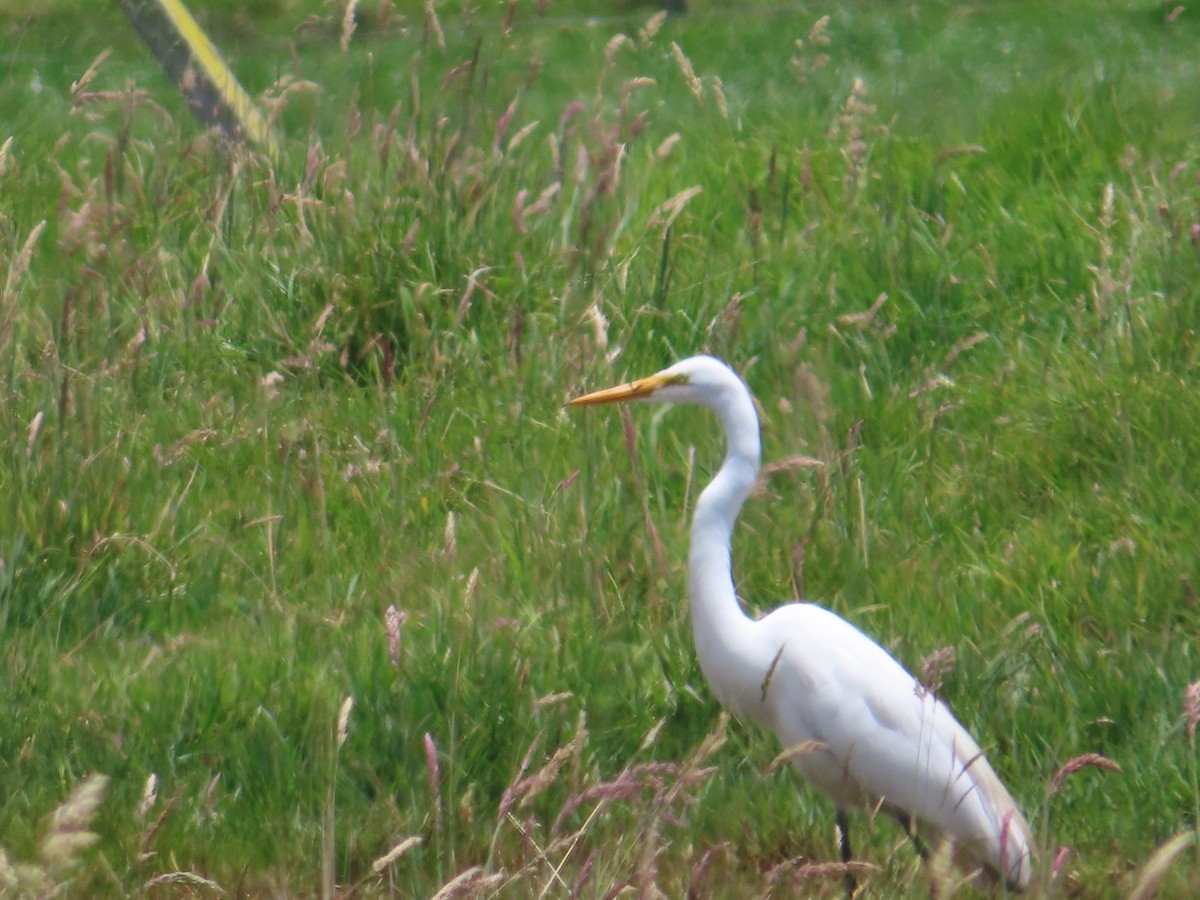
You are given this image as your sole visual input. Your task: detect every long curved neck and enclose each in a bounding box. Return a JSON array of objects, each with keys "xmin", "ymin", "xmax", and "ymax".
[{"xmin": 688, "ymin": 383, "xmax": 762, "ymax": 661}]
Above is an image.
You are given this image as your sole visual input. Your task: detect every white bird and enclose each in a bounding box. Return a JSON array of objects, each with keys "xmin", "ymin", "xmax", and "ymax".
[{"xmin": 568, "ymin": 355, "xmax": 1033, "ymax": 893}]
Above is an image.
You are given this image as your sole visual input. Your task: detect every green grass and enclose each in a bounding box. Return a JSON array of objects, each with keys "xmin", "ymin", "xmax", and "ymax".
[{"xmin": 2, "ymin": 0, "xmax": 1199, "ymax": 895}]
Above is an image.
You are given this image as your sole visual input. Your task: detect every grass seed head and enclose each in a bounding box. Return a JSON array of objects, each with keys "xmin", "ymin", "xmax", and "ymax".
[
  {"xmin": 639, "ymin": 11, "xmax": 667, "ymax": 46},
  {"xmin": 0, "ymin": 849, "xmax": 17, "ymax": 889},
  {"xmin": 605, "ymin": 33, "xmax": 632, "ymax": 65},
  {"xmin": 430, "ymin": 865, "xmax": 505, "ymax": 900},
  {"xmin": 385, "ymin": 604, "xmax": 406, "ymax": 669},
  {"xmin": 425, "ymin": 732, "xmax": 441, "ymax": 799},
  {"xmin": 712, "ymin": 76, "xmax": 729, "ymax": 119},
  {"xmin": 765, "ymin": 740, "xmax": 829, "ymax": 776},
  {"xmin": 1185, "ymin": 680, "xmax": 1200, "ymax": 743},
  {"xmin": 1050, "ymin": 845, "xmax": 1072, "ymax": 880},
  {"xmin": 339, "ymin": 0, "xmax": 359, "ymax": 52},
  {"xmin": 141, "ymin": 871, "xmax": 224, "ymax": 893},
  {"xmin": 2, "ymin": 219, "xmax": 46, "ymax": 305},
  {"xmin": 1049, "ymin": 753, "xmax": 1123, "ymax": 797},
  {"xmin": 26, "ymin": 411, "xmax": 44, "ymax": 459},
  {"xmin": 670, "ymin": 43, "xmax": 703, "ymax": 102},
  {"xmin": 336, "ymin": 695, "xmax": 354, "ymax": 748},
  {"xmin": 514, "ymin": 723, "xmax": 588, "ymax": 811},
  {"xmin": 1128, "ymin": 830, "xmax": 1197, "ymax": 900},
  {"xmin": 422, "ymin": 0, "xmax": 445, "ymax": 49},
  {"xmin": 918, "ymin": 646, "xmax": 956, "ymax": 697},
  {"xmin": 371, "ymin": 836, "xmax": 423, "ymax": 874},
  {"xmin": 40, "ymin": 774, "xmax": 109, "ymax": 873},
  {"xmin": 654, "ymin": 133, "xmax": 681, "ymax": 159},
  {"xmin": 137, "ymin": 773, "xmax": 158, "ymax": 820},
  {"xmin": 443, "ymin": 510, "xmax": 457, "ymax": 558},
  {"xmin": 0, "ymin": 136, "xmax": 13, "ymax": 178},
  {"xmin": 792, "ymin": 16, "xmax": 832, "ymax": 82}
]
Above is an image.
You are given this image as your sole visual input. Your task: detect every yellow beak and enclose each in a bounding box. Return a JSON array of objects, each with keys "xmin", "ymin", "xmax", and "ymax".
[{"xmin": 567, "ymin": 371, "xmax": 677, "ymax": 407}]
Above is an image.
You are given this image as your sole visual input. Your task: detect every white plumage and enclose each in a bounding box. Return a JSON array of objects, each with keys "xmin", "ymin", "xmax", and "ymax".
[{"xmin": 570, "ymin": 355, "xmax": 1032, "ymax": 891}]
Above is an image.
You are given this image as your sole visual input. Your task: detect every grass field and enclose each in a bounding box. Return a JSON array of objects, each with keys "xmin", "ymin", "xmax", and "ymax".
[{"xmin": 2, "ymin": 0, "xmax": 1200, "ymax": 896}]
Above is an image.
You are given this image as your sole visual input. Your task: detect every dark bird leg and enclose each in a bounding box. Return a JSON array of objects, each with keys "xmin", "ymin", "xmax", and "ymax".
[
  {"xmin": 836, "ymin": 809, "xmax": 856, "ymax": 899},
  {"xmin": 893, "ymin": 811, "xmax": 930, "ymax": 861}
]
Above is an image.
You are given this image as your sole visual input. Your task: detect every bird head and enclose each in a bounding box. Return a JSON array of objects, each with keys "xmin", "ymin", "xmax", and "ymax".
[{"xmin": 567, "ymin": 355, "xmax": 741, "ymax": 409}]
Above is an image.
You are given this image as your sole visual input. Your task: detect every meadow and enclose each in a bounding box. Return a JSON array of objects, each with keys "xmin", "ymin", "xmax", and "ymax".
[{"xmin": 1, "ymin": 0, "xmax": 1199, "ymax": 895}]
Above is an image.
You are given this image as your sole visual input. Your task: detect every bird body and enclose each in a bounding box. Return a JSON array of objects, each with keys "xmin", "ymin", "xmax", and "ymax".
[{"xmin": 569, "ymin": 355, "xmax": 1032, "ymax": 890}]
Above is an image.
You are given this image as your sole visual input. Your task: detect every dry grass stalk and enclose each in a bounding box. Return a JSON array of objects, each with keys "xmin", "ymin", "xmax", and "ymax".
[
  {"xmin": 142, "ymin": 871, "xmax": 224, "ymax": 893},
  {"xmin": 637, "ymin": 719, "xmax": 666, "ymax": 754},
  {"xmin": 494, "ymin": 100, "xmax": 518, "ymax": 155},
  {"xmin": 0, "ymin": 848, "xmax": 53, "ymax": 895},
  {"xmin": 1127, "ymin": 829, "xmax": 1196, "ymax": 900},
  {"xmin": 918, "ymin": 646, "xmax": 956, "ymax": 698},
  {"xmin": 568, "ymin": 847, "xmax": 598, "ymax": 896},
  {"xmin": 1049, "ymin": 844, "xmax": 1072, "ymax": 881},
  {"xmin": 39, "ymin": 774, "xmax": 109, "ymax": 872},
  {"xmin": 1184, "ymin": 680, "xmax": 1200, "ymax": 743},
  {"xmin": 551, "ymin": 768, "xmax": 659, "ymax": 834},
  {"xmin": 443, "ymin": 511, "xmax": 457, "ymax": 559},
  {"xmin": 0, "ymin": 136, "xmax": 13, "ymax": 178},
  {"xmin": 499, "ymin": 739, "xmax": 541, "ymax": 823},
  {"xmin": 925, "ymin": 835, "xmax": 956, "ymax": 900},
  {"xmin": 620, "ymin": 77, "xmax": 656, "ymax": 110},
  {"xmin": 832, "ymin": 78, "xmax": 877, "ymax": 193},
  {"xmin": 137, "ymin": 773, "xmax": 158, "ymax": 821},
  {"xmin": 754, "ymin": 455, "xmax": 824, "ymax": 498},
  {"xmin": 605, "ymin": 33, "xmax": 632, "ymax": 66},
  {"xmin": 423, "ymin": 0, "xmax": 445, "ymax": 50},
  {"xmin": 1089, "ymin": 182, "xmax": 1117, "ymax": 319},
  {"xmin": 385, "ymin": 604, "xmax": 406, "ymax": 669},
  {"xmin": 523, "ymin": 179, "xmax": 559, "ymax": 219},
  {"xmin": 137, "ymin": 786, "xmax": 182, "ymax": 864},
  {"xmin": 942, "ymin": 330, "xmax": 989, "ymax": 368},
  {"xmin": 336, "ymin": 695, "xmax": 354, "ymax": 748},
  {"xmin": 514, "ymin": 720, "xmax": 589, "ymax": 811},
  {"xmin": 0, "ymin": 849, "xmax": 18, "ymax": 890},
  {"xmin": 259, "ymin": 75, "xmax": 321, "ymax": 128},
  {"xmin": 634, "ymin": 823, "xmax": 665, "ymax": 899},
  {"xmin": 670, "ymin": 43, "xmax": 703, "ymax": 102},
  {"xmin": 686, "ymin": 842, "xmax": 730, "ymax": 898},
  {"xmin": 711, "ymin": 76, "xmax": 729, "ymax": 120},
  {"xmin": 792, "ymin": 15, "xmax": 832, "ymax": 83},
  {"xmin": 497, "ymin": 815, "xmax": 583, "ymax": 893},
  {"xmin": 655, "ymin": 133, "xmax": 681, "ymax": 159},
  {"xmin": 425, "ymin": 732, "xmax": 443, "ymax": 814},
  {"xmin": 584, "ymin": 302, "xmax": 610, "ymax": 356},
  {"xmin": 836, "ymin": 292, "xmax": 888, "ymax": 329},
  {"xmin": 765, "ymin": 858, "xmax": 878, "ymax": 886},
  {"xmin": 793, "ymin": 362, "xmax": 832, "ymax": 451},
  {"xmin": 69, "ymin": 48, "xmax": 112, "ymax": 100},
  {"xmin": 464, "ymin": 566, "xmax": 480, "ymax": 604},
  {"xmin": 340, "ymin": 0, "xmax": 359, "ymax": 52},
  {"xmin": 371, "ymin": 835, "xmax": 423, "ymax": 874},
  {"xmin": 430, "ymin": 865, "xmax": 506, "ymax": 900},
  {"xmin": 765, "ymin": 740, "xmax": 829, "ymax": 776},
  {"xmin": 639, "ymin": 11, "xmax": 667, "ymax": 46},
  {"xmin": 26, "ymin": 411, "xmax": 44, "ymax": 459},
  {"xmin": 659, "ymin": 715, "xmax": 728, "ymax": 806},
  {"xmin": 648, "ymin": 186, "xmax": 703, "ymax": 230},
  {"xmin": 507, "ymin": 120, "xmax": 539, "ymax": 154},
  {"xmin": 531, "ymin": 689, "xmax": 575, "ymax": 711},
  {"xmin": 1, "ymin": 220, "xmax": 46, "ymax": 348},
  {"xmin": 908, "ymin": 373, "xmax": 955, "ymax": 399},
  {"xmin": 1048, "ymin": 752, "xmax": 1122, "ymax": 796}
]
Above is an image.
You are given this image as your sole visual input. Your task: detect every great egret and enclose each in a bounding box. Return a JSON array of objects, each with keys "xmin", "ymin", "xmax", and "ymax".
[{"xmin": 568, "ymin": 355, "xmax": 1033, "ymax": 892}]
